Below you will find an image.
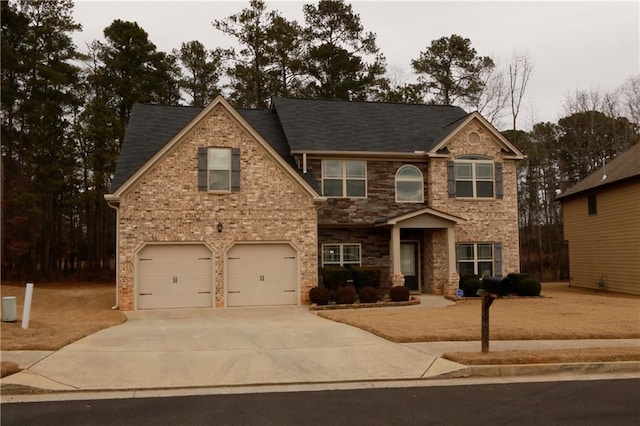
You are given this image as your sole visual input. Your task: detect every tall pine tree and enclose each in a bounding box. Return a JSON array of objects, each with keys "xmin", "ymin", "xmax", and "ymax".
[{"xmin": 1, "ymin": 0, "xmax": 82, "ymax": 279}]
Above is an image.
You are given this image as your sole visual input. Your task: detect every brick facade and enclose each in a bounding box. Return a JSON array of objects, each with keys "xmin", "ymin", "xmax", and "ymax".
[
  {"xmin": 115, "ymin": 104, "xmax": 318, "ymax": 310},
  {"xmin": 113, "ymin": 102, "xmax": 521, "ymax": 309},
  {"xmin": 428, "ymin": 122, "xmax": 521, "ymax": 277}
]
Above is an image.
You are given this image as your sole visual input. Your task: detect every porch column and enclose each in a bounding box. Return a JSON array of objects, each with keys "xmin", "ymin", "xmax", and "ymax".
[
  {"xmin": 390, "ymin": 225, "xmax": 404, "ymax": 286},
  {"xmin": 446, "ymin": 225, "xmax": 459, "ymax": 295}
]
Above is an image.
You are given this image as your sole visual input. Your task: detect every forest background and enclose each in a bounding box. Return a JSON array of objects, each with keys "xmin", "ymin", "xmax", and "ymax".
[{"xmin": 2, "ymin": 0, "xmax": 638, "ymax": 282}]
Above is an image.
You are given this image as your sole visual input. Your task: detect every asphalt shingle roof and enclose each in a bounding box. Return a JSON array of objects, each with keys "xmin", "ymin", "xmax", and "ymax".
[
  {"xmin": 110, "ymin": 104, "xmax": 202, "ymax": 193},
  {"xmin": 110, "ymin": 103, "xmax": 320, "ymax": 194},
  {"xmin": 557, "ymin": 142, "xmax": 640, "ymax": 200},
  {"xmin": 271, "ymin": 97, "xmax": 469, "ymax": 153},
  {"xmin": 110, "ymin": 98, "xmax": 473, "ymax": 194}
]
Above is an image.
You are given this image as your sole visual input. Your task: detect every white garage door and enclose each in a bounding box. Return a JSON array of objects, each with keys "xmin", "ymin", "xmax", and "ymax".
[
  {"xmin": 226, "ymin": 244, "xmax": 298, "ymax": 307},
  {"xmin": 137, "ymin": 244, "xmax": 213, "ymax": 309}
]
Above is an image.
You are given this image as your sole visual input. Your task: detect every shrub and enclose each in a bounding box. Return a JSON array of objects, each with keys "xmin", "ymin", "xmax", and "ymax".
[
  {"xmin": 461, "ymin": 278, "xmax": 482, "ymax": 297},
  {"xmin": 322, "ymin": 266, "xmax": 349, "ymax": 292},
  {"xmin": 389, "ymin": 285, "xmax": 410, "ymax": 302},
  {"xmin": 515, "ymin": 278, "xmax": 542, "ymax": 296},
  {"xmin": 459, "ymin": 274, "xmax": 479, "ymax": 287},
  {"xmin": 334, "ymin": 286, "xmax": 357, "ymax": 304},
  {"xmin": 309, "ymin": 286, "xmax": 331, "ymax": 305},
  {"xmin": 358, "ymin": 286, "xmax": 379, "ymax": 304},
  {"xmin": 351, "ymin": 267, "xmax": 381, "ymax": 292}
]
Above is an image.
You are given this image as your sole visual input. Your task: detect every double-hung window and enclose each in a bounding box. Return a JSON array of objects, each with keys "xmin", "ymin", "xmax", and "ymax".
[
  {"xmin": 457, "ymin": 243, "xmax": 494, "ymax": 276},
  {"xmin": 448, "ymin": 157, "xmax": 502, "ymax": 199},
  {"xmin": 207, "ymin": 148, "xmax": 231, "ymax": 191},
  {"xmin": 322, "ymin": 160, "xmax": 366, "ymax": 197},
  {"xmin": 197, "ymin": 147, "xmax": 241, "ymax": 192},
  {"xmin": 322, "ymin": 244, "xmax": 361, "ymax": 267}
]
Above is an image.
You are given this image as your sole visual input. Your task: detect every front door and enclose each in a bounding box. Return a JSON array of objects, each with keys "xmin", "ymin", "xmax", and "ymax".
[{"xmin": 401, "ymin": 242, "xmax": 419, "ymax": 291}]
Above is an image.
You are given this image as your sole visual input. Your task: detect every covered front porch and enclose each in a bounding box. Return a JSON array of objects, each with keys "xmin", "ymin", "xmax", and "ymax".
[{"xmin": 377, "ymin": 207, "xmax": 465, "ymax": 296}]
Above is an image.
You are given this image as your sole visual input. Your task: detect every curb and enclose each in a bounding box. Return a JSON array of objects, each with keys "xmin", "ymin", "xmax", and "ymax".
[
  {"xmin": 3, "ymin": 361, "xmax": 639, "ymax": 399},
  {"xmin": 431, "ymin": 360, "xmax": 640, "ymax": 379}
]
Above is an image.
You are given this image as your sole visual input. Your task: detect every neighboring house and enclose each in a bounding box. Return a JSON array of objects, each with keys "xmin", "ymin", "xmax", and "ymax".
[
  {"xmin": 105, "ymin": 96, "xmax": 524, "ymax": 310},
  {"xmin": 557, "ymin": 143, "xmax": 640, "ymax": 295}
]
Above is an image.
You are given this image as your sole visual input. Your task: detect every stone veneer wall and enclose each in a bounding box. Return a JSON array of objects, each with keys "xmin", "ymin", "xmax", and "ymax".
[
  {"xmin": 116, "ymin": 104, "xmax": 318, "ymax": 310},
  {"xmin": 428, "ymin": 121, "xmax": 521, "ymax": 281},
  {"xmin": 305, "ymin": 159, "xmax": 429, "ymax": 225},
  {"xmin": 318, "ymin": 227, "xmax": 391, "ymax": 289}
]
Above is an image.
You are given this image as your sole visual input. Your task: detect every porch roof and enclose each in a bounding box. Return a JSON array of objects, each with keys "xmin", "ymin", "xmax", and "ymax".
[{"xmin": 375, "ymin": 207, "xmax": 466, "ymax": 227}]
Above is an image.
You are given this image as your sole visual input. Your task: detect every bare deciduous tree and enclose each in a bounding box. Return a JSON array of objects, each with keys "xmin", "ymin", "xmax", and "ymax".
[
  {"xmin": 620, "ymin": 74, "xmax": 640, "ymax": 125},
  {"xmin": 508, "ymin": 50, "xmax": 534, "ymax": 130},
  {"xmin": 470, "ymin": 59, "xmax": 508, "ymax": 127}
]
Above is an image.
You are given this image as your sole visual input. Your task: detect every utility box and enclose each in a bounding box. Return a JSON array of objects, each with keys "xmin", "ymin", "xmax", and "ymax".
[{"xmin": 2, "ymin": 296, "xmax": 17, "ymax": 322}]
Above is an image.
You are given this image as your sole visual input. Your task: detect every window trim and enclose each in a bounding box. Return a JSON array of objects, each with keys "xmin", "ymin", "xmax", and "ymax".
[
  {"xmin": 395, "ymin": 165, "xmax": 424, "ymax": 203},
  {"xmin": 321, "ymin": 243, "xmax": 362, "ymax": 267},
  {"xmin": 448, "ymin": 157, "xmax": 502, "ymax": 199},
  {"xmin": 207, "ymin": 147, "xmax": 232, "ymax": 192},
  {"xmin": 321, "ymin": 159, "xmax": 367, "ymax": 198},
  {"xmin": 197, "ymin": 147, "xmax": 240, "ymax": 193},
  {"xmin": 457, "ymin": 242, "xmax": 495, "ymax": 276},
  {"xmin": 454, "ymin": 157, "xmax": 494, "ymax": 198}
]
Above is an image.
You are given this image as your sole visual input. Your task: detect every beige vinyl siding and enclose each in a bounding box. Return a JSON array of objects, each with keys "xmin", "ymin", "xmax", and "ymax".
[{"xmin": 563, "ymin": 180, "xmax": 640, "ymax": 295}]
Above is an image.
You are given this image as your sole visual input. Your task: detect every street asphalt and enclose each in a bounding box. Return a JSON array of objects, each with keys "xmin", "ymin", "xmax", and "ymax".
[{"xmin": 1, "ymin": 295, "xmax": 639, "ymax": 402}]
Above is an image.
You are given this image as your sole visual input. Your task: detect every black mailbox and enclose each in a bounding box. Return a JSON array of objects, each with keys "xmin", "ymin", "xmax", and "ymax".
[{"xmin": 482, "ymin": 276, "xmax": 503, "ymax": 295}]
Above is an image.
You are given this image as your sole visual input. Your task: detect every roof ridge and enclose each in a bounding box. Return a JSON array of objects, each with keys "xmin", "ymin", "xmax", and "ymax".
[{"xmin": 273, "ymin": 96, "xmax": 464, "ymax": 108}]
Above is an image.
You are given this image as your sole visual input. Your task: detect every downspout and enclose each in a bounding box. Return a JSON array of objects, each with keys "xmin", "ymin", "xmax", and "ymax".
[
  {"xmin": 303, "ymin": 152, "xmax": 307, "ymax": 174},
  {"xmin": 106, "ymin": 200, "xmax": 119, "ymax": 310}
]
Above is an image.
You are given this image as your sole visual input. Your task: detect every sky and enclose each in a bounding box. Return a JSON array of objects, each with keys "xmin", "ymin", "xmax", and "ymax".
[{"xmin": 71, "ymin": 0, "xmax": 640, "ymax": 129}]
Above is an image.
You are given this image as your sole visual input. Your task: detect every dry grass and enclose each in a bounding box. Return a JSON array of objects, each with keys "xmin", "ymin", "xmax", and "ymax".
[
  {"xmin": 443, "ymin": 347, "xmax": 640, "ymax": 365},
  {"xmin": 0, "ymin": 361, "xmax": 21, "ymax": 378},
  {"xmin": 317, "ymin": 283, "xmax": 640, "ymax": 364},
  {"xmin": 0, "ymin": 282, "xmax": 126, "ymax": 351},
  {"xmin": 317, "ymin": 283, "xmax": 640, "ymax": 342}
]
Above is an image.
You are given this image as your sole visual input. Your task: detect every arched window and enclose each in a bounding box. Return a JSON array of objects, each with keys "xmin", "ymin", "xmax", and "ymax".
[{"xmin": 396, "ymin": 165, "xmax": 424, "ymax": 202}]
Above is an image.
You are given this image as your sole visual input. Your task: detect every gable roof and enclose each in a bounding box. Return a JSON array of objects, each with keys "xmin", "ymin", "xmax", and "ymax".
[
  {"xmin": 271, "ymin": 97, "xmax": 470, "ymax": 153},
  {"xmin": 429, "ymin": 112, "xmax": 524, "ymax": 158},
  {"xmin": 110, "ymin": 103, "xmax": 202, "ymax": 193},
  {"xmin": 107, "ymin": 97, "xmax": 322, "ymax": 199},
  {"xmin": 108, "ymin": 96, "xmax": 521, "ymax": 197},
  {"xmin": 557, "ymin": 142, "xmax": 640, "ymax": 200}
]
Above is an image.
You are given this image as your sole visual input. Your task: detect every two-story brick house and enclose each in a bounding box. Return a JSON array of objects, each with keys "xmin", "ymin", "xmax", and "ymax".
[{"xmin": 105, "ymin": 96, "xmax": 523, "ymax": 310}]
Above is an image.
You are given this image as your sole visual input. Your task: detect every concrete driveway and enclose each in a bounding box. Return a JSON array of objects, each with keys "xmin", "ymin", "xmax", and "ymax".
[{"xmin": 3, "ymin": 306, "xmax": 462, "ymax": 391}]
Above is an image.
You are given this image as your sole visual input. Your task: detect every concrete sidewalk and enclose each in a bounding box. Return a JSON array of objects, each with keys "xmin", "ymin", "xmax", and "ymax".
[{"xmin": 2, "ymin": 302, "xmax": 639, "ymax": 399}]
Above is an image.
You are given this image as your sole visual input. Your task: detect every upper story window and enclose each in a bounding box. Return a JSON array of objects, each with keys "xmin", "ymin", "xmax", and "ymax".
[
  {"xmin": 448, "ymin": 156, "xmax": 503, "ymax": 199},
  {"xmin": 322, "ymin": 160, "xmax": 366, "ymax": 197},
  {"xmin": 197, "ymin": 147, "xmax": 240, "ymax": 192},
  {"xmin": 396, "ymin": 165, "xmax": 424, "ymax": 202},
  {"xmin": 207, "ymin": 148, "xmax": 231, "ymax": 191}
]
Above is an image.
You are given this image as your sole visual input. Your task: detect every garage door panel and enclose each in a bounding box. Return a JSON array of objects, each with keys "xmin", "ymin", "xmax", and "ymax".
[
  {"xmin": 137, "ymin": 244, "xmax": 213, "ymax": 309},
  {"xmin": 227, "ymin": 244, "xmax": 298, "ymax": 307},
  {"xmin": 227, "ymin": 288, "xmax": 297, "ymax": 307}
]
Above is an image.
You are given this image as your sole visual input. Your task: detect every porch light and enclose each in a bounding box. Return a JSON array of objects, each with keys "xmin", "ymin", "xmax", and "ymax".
[{"xmin": 217, "ymin": 222, "xmax": 223, "ymax": 233}]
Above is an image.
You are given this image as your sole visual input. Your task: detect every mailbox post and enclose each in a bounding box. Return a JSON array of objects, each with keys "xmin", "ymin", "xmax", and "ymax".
[{"xmin": 476, "ymin": 288, "xmax": 497, "ymax": 353}]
